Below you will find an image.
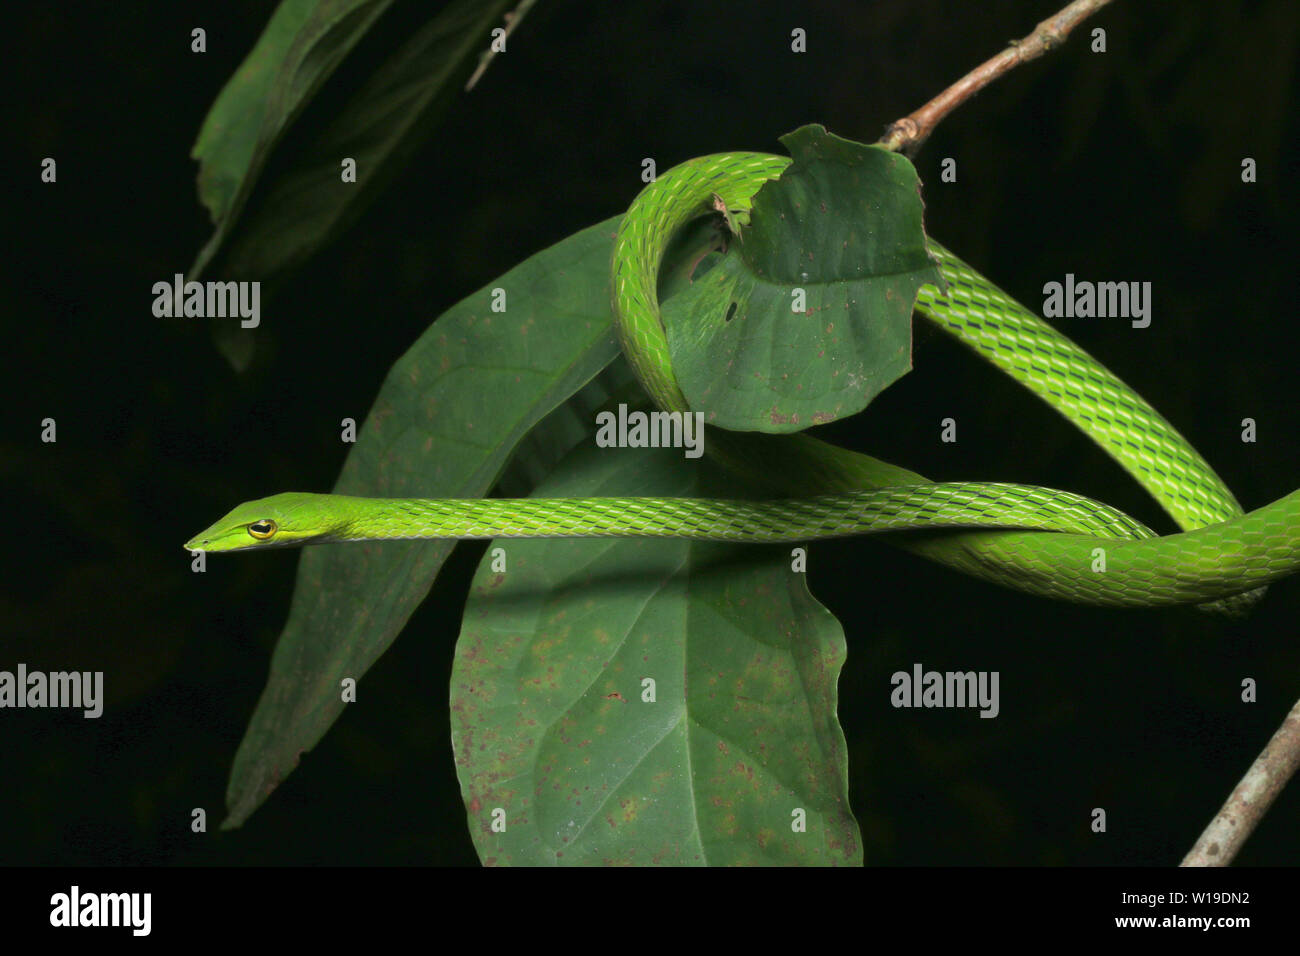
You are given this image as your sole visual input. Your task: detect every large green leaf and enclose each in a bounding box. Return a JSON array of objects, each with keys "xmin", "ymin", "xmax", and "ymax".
[
  {"xmin": 191, "ymin": 0, "xmax": 518, "ymax": 280},
  {"xmin": 222, "ymin": 213, "xmax": 725, "ymax": 828},
  {"xmin": 222, "ymin": 216, "xmax": 622, "ymax": 828},
  {"xmin": 451, "ymin": 444, "xmax": 861, "ymax": 866},
  {"xmin": 663, "ymin": 125, "xmax": 941, "ymax": 432}
]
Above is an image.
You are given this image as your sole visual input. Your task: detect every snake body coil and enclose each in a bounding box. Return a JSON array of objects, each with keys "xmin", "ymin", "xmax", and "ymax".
[{"xmin": 187, "ymin": 152, "xmax": 1300, "ymax": 612}]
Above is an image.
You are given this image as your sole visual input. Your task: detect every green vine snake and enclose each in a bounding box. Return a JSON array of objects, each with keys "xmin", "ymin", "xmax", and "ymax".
[{"xmin": 186, "ymin": 151, "xmax": 1300, "ymax": 613}]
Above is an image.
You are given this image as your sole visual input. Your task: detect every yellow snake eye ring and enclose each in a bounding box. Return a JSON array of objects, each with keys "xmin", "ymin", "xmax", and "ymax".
[{"xmin": 247, "ymin": 519, "xmax": 277, "ymax": 540}]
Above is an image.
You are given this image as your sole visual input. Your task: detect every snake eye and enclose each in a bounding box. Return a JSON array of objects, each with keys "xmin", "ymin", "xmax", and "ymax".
[{"xmin": 248, "ymin": 519, "xmax": 277, "ymax": 540}]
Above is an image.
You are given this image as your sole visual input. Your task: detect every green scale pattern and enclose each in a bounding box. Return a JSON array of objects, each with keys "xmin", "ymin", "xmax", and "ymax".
[{"xmin": 311, "ymin": 482, "xmax": 1159, "ymax": 541}]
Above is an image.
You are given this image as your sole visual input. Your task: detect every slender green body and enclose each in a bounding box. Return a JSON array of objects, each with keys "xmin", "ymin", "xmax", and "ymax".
[{"xmin": 186, "ymin": 151, "xmax": 1300, "ymax": 612}]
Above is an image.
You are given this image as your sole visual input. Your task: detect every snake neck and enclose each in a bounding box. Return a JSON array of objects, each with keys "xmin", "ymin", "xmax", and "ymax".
[{"xmin": 321, "ymin": 496, "xmax": 456, "ymax": 541}]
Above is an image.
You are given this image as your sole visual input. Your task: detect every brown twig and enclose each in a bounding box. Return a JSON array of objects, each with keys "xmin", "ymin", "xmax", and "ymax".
[
  {"xmin": 465, "ymin": 0, "xmax": 538, "ymax": 92},
  {"xmin": 1181, "ymin": 696, "xmax": 1300, "ymax": 866},
  {"xmin": 877, "ymin": 0, "xmax": 1118, "ymax": 155}
]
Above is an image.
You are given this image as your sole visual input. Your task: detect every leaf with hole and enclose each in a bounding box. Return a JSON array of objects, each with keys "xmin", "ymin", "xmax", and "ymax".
[{"xmin": 663, "ymin": 125, "xmax": 941, "ymax": 433}]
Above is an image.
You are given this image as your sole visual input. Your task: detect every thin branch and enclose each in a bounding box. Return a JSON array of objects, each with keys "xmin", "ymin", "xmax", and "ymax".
[
  {"xmin": 1182, "ymin": 696, "xmax": 1300, "ymax": 866},
  {"xmin": 465, "ymin": 0, "xmax": 538, "ymax": 92},
  {"xmin": 877, "ymin": 0, "xmax": 1118, "ymax": 155}
]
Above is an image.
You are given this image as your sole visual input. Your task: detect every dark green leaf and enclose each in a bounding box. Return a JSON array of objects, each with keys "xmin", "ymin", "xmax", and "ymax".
[
  {"xmin": 451, "ymin": 444, "xmax": 861, "ymax": 865},
  {"xmin": 222, "ymin": 216, "xmax": 622, "ymax": 828},
  {"xmin": 191, "ymin": 0, "xmax": 519, "ymax": 280},
  {"xmin": 190, "ymin": 0, "xmax": 398, "ymax": 272},
  {"xmin": 223, "ymin": 211, "xmax": 729, "ymax": 827}
]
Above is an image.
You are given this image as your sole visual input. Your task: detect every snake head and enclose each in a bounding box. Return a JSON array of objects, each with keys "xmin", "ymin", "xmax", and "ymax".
[{"xmin": 184, "ymin": 493, "xmax": 339, "ymax": 552}]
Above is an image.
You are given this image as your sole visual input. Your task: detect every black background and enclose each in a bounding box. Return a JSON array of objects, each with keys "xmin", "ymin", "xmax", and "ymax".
[{"xmin": 5, "ymin": 0, "xmax": 1299, "ymax": 866}]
